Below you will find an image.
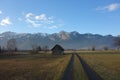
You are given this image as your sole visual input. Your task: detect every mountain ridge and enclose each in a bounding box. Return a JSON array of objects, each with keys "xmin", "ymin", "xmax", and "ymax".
[{"xmin": 0, "ymin": 31, "xmax": 116, "ymax": 50}]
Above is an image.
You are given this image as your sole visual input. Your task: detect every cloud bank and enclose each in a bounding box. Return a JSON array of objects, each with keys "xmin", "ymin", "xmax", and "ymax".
[
  {"xmin": 0, "ymin": 10, "xmax": 12, "ymax": 27},
  {"xmin": 0, "ymin": 17, "xmax": 12, "ymax": 26},
  {"xmin": 96, "ymin": 3, "xmax": 120, "ymax": 12},
  {"xmin": 24, "ymin": 13, "xmax": 62, "ymax": 29}
]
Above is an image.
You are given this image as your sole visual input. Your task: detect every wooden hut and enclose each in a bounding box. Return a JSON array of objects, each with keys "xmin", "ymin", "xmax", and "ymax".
[{"xmin": 51, "ymin": 44, "xmax": 64, "ymax": 55}]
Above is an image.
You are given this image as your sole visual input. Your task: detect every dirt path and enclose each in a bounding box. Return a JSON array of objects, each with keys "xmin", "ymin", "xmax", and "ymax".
[
  {"xmin": 76, "ymin": 53, "xmax": 103, "ymax": 80},
  {"xmin": 62, "ymin": 54, "xmax": 74, "ymax": 80}
]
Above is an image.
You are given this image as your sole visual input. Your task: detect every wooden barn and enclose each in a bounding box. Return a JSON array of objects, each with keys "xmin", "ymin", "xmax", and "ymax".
[{"xmin": 51, "ymin": 44, "xmax": 64, "ymax": 55}]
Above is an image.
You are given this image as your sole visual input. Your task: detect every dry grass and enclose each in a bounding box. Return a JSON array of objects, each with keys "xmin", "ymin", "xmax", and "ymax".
[
  {"xmin": 79, "ymin": 52, "xmax": 120, "ymax": 80},
  {"xmin": 73, "ymin": 54, "xmax": 88, "ymax": 80},
  {"xmin": 0, "ymin": 53, "xmax": 71, "ymax": 80}
]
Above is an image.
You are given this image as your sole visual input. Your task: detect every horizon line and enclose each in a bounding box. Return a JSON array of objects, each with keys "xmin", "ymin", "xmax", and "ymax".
[{"xmin": 0, "ymin": 30, "xmax": 118, "ymax": 36}]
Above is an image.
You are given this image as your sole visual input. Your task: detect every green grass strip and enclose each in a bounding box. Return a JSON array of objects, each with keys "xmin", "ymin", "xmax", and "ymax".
[{"xmin": 73, "ymin": 54, "xmax": 88, "ymax": 80}]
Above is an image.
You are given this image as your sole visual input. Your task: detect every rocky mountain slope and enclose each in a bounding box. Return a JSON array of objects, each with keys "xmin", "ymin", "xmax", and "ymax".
[{"xmin": 0, "ymin": 31, "xmax": 115, "ymax": 50}]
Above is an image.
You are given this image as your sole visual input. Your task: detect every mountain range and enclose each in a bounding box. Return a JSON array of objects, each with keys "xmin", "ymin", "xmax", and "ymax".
[{"xmin": 0, "ymin": 31, "xmax": 116, "ymax": 50}]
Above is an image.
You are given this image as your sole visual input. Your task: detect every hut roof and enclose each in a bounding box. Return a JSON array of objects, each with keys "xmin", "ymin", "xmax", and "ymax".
[{"xmin": 51, "ymin": 44, "xmax": 64, "ymax": 51}]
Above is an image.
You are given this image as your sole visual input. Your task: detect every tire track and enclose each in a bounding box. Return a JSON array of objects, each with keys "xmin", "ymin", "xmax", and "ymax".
[
  {"xmin": 62, "ymin": 54, "xmax": 74, "ymax": 80},
  {"xmin": 76, "ymin": 53, "xmax": 103, "ymax": 80}
]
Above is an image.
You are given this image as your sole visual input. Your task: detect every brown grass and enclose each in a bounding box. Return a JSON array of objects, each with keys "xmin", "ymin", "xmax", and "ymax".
[
  {"xmin": 0, "ymin": 53, "xmax": 71, "ymax": 80},
  {"xmin": 79, "ymin": 52, "xmax": 120, "ymax": 80}
]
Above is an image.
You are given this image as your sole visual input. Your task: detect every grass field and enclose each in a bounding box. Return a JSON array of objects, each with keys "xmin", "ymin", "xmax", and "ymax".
[
  {"xmin": 79, "ymin": 52, "xmax": 120, "ymax": 80},
  {"xmin": 0, "ymin": 53, "xmax": 71, "ymax": 80},
  {"xmin": 0, "ymin": 51, "xmax": 120, "ymax": 80},
  {"xmin": 73, "ymin": 54, "xmax": 88, "ymax": 80}
]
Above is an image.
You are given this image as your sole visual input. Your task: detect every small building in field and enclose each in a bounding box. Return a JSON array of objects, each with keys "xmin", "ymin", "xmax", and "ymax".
[{"xmin": 51, "ymin": 44, "xmax": 64, "ymax": 55}]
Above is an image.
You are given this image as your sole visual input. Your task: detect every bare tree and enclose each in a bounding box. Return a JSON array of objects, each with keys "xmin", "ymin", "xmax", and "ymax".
[
  {"xmin": 0, "ymin": 46, "xmax": 5, "ymax": 54},
  {"xmin": 114, "ymin": 36, "xmax": 120, "ymax": 49},
  {"xmin": 103, "ymin": 46, "xmax": 108, "ymax": 51},
  {"xmin": 30, "ymin": 45, "xmax": 41, "ymax": 54},
  {"xmin": 37, "ymin": 46, "xmax": 42, "ymax": 51},
  {"xmin": 7, "ymin": 39, "xmax": 17, "ymax": 51},
  {"xmin": 2, "ymin": 47, "xmax": 5, "ymax": 52},
  {"xmin": 42, "ymin": 45, "xmax": 49, "ymax": 53},
  {"xmin": 15, "ymin": 47, "xmax": 18, "ymax": 51},
  {"xmin": 0, "ymin": 46, "xmax": 1, "ymax": 53},
  {"xmin": 91, "ymin": 46, "xmax": 96, "ymax": 51},
  {"xmin": 31, "ymin": 45, "xmax": 37, "ymax": 54}
]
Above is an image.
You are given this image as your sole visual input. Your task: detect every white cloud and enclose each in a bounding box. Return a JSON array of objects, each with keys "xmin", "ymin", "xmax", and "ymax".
[
  {"xmin": 34, "ymin": 14, "xmax": 54, "ymax": 24},
  {"xmin": 25, "ymin": 13, "xmax": 42, "ymax": 27},
  {"xmin": 26, "ymin": 18, "xmax": 41, "ymax": 27},
  {"xmin": 0, "ymin": 17, "xmax": 12, "ymax": 26},
  {"xmin": 108, "ymin": 3, "xmax": 120, "ymax": 11},
  {"xmin": 35, "ymin": 14, "xmax": 47, "ymax": 21},
  {"xmin": 24, "ymin": 13, "xmax": 61, "ymax": 29},
  {"xmin": 0, "ymin": 11, "xmax": 2, "ymax": 14},
  {"xmin": 96, "ymin": 3, "xmax": 120, "ymax": 11},
  {"xmin": 25, "ymin": 13, "xmax": 34, "ymax": 18}
]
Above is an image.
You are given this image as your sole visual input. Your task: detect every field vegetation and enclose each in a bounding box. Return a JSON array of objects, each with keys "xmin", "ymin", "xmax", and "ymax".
[
  {"xmin": 79, "ymin": 52, "xmax": 120, "ymax": 80},
  {"xmin": 73, "ymin": 54, "xmax": 88, "ymax": 80},
  {"xmin": 0, "ymin": 51, "xmax": 120, "ymax": 80},
  {"xmin": 0, "ymin": 53, "xmax": 71, "ymax": 80}
]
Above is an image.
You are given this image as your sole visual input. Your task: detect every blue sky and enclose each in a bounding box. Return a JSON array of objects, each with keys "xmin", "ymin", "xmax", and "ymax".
[{"xmin": 0, "ymin": 0, "xmax": 120, "ymax": 36}]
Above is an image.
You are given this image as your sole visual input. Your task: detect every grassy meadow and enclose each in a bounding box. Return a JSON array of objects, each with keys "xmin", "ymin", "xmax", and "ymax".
[
  {"xmin": 79, "ymin": 51, "xmax": 120, "ymax": 80},
  {"xmin": 0, "ymin": 51, "xmax": 120, "ymax": 80},
  {"xmin": 73, "ymin": 54, "xmax": 88, "ymax": 80},
  {"xmin": 0, "ymin": 53, "xmax": 71, "ymax": 80}
]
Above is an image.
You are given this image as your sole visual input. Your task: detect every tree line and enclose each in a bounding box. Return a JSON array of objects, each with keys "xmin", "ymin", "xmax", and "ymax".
[
  {"xmin": 1, "ymin": 36, "xmax": 120, "ymax": 54},
  {"xmin": 0, "ymin": 38, "xmax": 49, "ymax": 54}
]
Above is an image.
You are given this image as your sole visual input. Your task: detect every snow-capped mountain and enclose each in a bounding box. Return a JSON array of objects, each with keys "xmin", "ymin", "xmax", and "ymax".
[{"xmin": 0, "ymin": 31, "xmax": 115, "ymax": 50}]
